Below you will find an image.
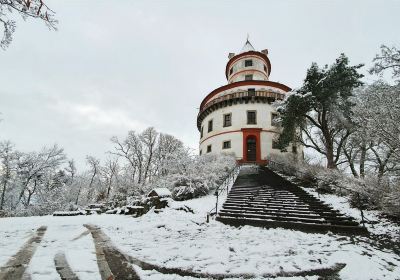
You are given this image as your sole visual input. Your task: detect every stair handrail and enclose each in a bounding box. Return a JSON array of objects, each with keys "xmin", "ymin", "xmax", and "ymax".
[
  {"xmin": 208, "ymin": 163, "xmax": 241, "ymax": 217},
  {"xmin": 266, "ymin": 159, "xmax": 369, "ymax": 227}
]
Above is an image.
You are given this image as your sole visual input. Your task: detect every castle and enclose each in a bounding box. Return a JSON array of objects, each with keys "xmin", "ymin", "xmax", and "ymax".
[{"xmin": 197, "ymin": 39, "xmax": 302, "ymax": 163}]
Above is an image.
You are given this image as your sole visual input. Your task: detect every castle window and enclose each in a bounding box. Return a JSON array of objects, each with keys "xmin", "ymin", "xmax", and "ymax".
[
  {"xmin": 271, "ymin": 113, "xmax": 280, "ymax": 127},
  {"xmin": 248, "ymin": 88, "xmax": 255, "ymax": 97},
  {"xmin": 199, "ymin": 149, "xmax": 202, "ymax": 155},
  {"xmin": 208, "ymin": 119, "xmax": 213, "ymax": 132},
  {"xmin": 245, "ymin": 74, "xmax": 253, "ymax": 81},
  {"xmin": 264, "ymin": 65, "xmax": 268, "ymax": 73},
  {"xmin": 222, "ymin": 140, "xmax": 231, "ymax": 149},
  {"xmin": 223, "ymin": 113, "xmax": 232, "ymax": 127},
  {"xmin": 229, "ymin": 67, "xmax": 233, "ymax": 75},
  {"xmin": 245, "ymin": 59, "xmax": 253, "ymax": 67},
  {"xmin": 200, "ymin": 126, "xmax": 203, "ymax": 138},
  {"xmin": 247, "ymin": 111, "xmax": 257, "ymax": 125},
  {"xmin": 292, "ymin": 145, "xmax": 298, "ymax": 154},
  {"xmin": 207, "ymin": 145, "xmax": 212, "ymax": 153}
]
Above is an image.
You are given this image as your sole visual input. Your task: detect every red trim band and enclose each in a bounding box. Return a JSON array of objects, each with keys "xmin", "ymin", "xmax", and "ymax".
[
  {"xmin": 225, "ymin": 51, "xmax": 272, "ymax": 79},
  {"xmin": 200, "ymin": 129, "xmax": 279, "ymax": 144}
]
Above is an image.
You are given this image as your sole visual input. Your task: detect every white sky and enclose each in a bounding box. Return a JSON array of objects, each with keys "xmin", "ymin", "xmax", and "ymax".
[{"xmin": 0, "ymin": 0, "xmax": 399, "ymax": 169}]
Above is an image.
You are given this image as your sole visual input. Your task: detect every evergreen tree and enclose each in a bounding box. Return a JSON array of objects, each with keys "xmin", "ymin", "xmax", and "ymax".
[{"xmin": 277, "ymin": 54, "xmax": 363, "ymax": 168}]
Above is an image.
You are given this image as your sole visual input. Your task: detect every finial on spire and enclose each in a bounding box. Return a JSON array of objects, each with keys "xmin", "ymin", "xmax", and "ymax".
[{"xmin": 241, "ymin": 34, "xmax": 255, "ymax": 53}]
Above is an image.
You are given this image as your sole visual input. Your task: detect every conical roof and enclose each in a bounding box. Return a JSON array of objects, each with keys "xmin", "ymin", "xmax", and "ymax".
[{"xmin": 240, "ymin": 37, "xmax": 255, "ymax": 53}]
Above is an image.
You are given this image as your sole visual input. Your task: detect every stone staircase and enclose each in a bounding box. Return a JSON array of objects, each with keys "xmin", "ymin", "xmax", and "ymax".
[{"xmin": 216, "ymin": 165, "xmax": 367, "ymax": 234}]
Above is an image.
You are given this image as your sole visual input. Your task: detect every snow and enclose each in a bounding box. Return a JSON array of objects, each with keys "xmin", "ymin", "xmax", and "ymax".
[
  {"xmin": 0, "ymin": 226, "xmax": 34, "ymax": 267},
  {"xmin": 148, "ymin": 187, "xmax": 172, "ymax": 198},
  {"xmin": 276, "ymin": 171, "xmax": 400, "ymax": 239},
  {"xmin": 1, "ymin": 192, "xmax": 400, "ymax": 279},
  {"xmin": 53, "ymin": 210, "xmax": 84, "ymax": 216},
  {"xmin": 302, "ymin": 187, "xmax": 400, "ymax": 239}
]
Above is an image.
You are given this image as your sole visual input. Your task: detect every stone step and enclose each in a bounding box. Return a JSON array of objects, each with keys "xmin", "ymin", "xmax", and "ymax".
[
  {"xmin": 228, "ymin": 195, "xmax": 303, "ymax": 201},
  {"xmin": 219, "ymin": 208, "xmax": 322, "ymax": 219},
  {"xmin": 224, "ymin": 198, "xmax": 341, "ymax": 212},
  {"xmin": 224, "ymin": 199, "xmax": 312, "ymax": 208},
  {"xmin": 216, "ymin": 216, "xmax": 368, "ymax": 234},
  {"xmin": 228, "ymin": 192, "xmax": 298, "ymax": 196},
  {"xmin": 221, "ymin": 204, "xmax": 347, "ymax": 217},
  {"xmin": 218, "ymin": 211, "xmax": 326, "ymax": 224},
  {"xmin": 226, "ymin": 198, "xmax": 335, "ymax": 209},
  {"xmin": 215, "ymin": 166, "xmax": 366, "ymax": 234},
  {"xmin": 220, "ymin": 208, "xmax": 354, "ymax": 222},
  {"xmin": 218, "ymin": 211, "xmax": 360, "ymax": 227}
]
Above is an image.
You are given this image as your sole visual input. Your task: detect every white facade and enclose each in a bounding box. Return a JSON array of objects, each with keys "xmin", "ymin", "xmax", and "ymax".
[
  {"xmin": 228, "ymin": 54, "xmax": 269, "ymax": 83},
  {"xmin": 197, "ymin": 41, "xmax": 302, "ymax": 163},
  {"xmin": 199, "ymin": 103, "xmax": 297, "ymax": 160}
]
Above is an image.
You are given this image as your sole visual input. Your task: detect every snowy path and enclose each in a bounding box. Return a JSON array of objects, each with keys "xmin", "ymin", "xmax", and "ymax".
[
  {"xmin": 0, "ymin": 226, "xmax": 47, "ymax": 280},
  {"xmin": 0, "ymin": 195, "xmax": 400, "ymax": 279}
]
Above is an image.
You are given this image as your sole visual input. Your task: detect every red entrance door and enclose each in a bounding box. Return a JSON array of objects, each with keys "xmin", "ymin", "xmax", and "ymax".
[
  {"xmin": 246, "ymin": 136, "xmax": 257, "ymax": 161},
  {"xmin": 241, "ymin": 128, "xmax": 262, "ymax": 163}
]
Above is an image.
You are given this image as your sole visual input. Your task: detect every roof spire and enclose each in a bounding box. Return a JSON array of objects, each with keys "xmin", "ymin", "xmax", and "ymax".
[{"xmin": 241, "ymin": 34, "xmax": 255, "ymax": 53}]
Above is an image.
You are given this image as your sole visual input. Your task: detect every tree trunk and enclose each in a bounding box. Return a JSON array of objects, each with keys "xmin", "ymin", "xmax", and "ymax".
[
  {"xmin": 87, "ymin": 171, "xmax": 97, "ymax": 201},
  {"xmin": 343, "ymin": 146, "xmax": 358, "ymax": 177},
  {"xmin": 321, "ymin": 110, "xmax": 336, "ymax": 169},
  {"xmin": 326, "ymin": 144, "xmax": 336, "ymax": 169},
  {"xmin": 106, "ymin": 173, "xmax": 114, "ymax": 199},
  {"xmin": 26, "ymin": 191, "xmax": 33, "ymax": 206},
  {"xmin": 143, "ymin": 152, "xmax": 153, "ymax": 183},
  {"xmin": 359, "ymin": 144, "xmax": 367, "ymax": 178},
  {"xmin": 0, "ymin": 179, "xmax": 8, "ymax": 210},
  {"xmin": 15, "ymin": 177, "xmax": 32, "ymax": 209},
  {"xmin": 378, "ymin": 166, "xmax": 385, "ymax": 178},
  {"xmin": 75, "ymin": 185, "xmax": 82, "ymax": 205},
  {"xmin": 137, "ymin": 161, "xmax": 142, "ymax": 184}
]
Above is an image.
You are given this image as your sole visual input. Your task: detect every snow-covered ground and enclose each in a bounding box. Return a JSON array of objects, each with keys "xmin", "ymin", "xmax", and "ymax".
[{"xmin": 1, "ymin": 194, "xmax": 400, "ymax": 279}]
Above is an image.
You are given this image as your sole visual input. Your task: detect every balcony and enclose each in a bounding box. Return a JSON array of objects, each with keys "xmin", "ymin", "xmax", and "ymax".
[{"xmin": 197, "ymin": 90, "xmax": 285, "ymax": 130}]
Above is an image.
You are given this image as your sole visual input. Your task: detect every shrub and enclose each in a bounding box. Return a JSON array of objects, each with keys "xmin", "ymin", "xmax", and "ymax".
[
  {"xmin": 172, "ymin": 183, "xmax": 209, "ymax": 201},
  {"xmin": 382, "ymin": 180, "xmax": 400, "ymax": 217}
]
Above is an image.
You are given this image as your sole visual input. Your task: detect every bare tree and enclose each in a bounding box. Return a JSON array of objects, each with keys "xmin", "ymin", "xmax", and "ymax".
[
  {"xmin": 111, "ymin": 131, "xmax": 144, "ymax": 184},
  {"xmin": 15, "ymin": 144, "xmax": 65, "ymax": 208},
  {"xmin": 85, "ymin": 156, "xmax": 100, "ymax": 202},
  {"xmin": 102, "ymin": 158, "xmax": 119, "ymax": 199},
  {"xmin": 0, "ymin": 0, "xmax": 57, "ymax": 49},
  {"xmin": 0, "ymin": 141, "xmax": 17, "ymax": 210},
  {"xmin": 155, "ymin": 133, "xmax": 184, "ymax": 177},
  {"xmin": 65, "ymin": 159, "xmax": 76, "ymax": 185},
  {"xmin": 370, "ymin": 45, "xmax": 400, "ymax": 79},
  {"xmin": 342, "ymin": 82, "xmax": 400, "ymax": 178},
  {"xmin": 141, "ymin": 127, "xmax": 158, "ymax": 184}
]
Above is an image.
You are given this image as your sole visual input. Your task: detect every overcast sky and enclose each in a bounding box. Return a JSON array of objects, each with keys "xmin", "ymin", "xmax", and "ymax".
[{"xmin": 0, "ymin": 0, "xmax": 399, "ymax": 169}]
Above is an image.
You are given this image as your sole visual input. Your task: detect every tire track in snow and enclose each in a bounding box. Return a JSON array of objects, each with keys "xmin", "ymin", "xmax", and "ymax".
[
  {"xmin": 84, "ymin": 224, "xmax": 140, "ymax": 280},
  {"xmin": 0, "ymin": 226, "xmax": 47, "ymax": 280},
  {"xmin": 85, "ymin": 224, "xmax": 347, "ymax": 279},
  {"xmin": 54, "ymin": 252, "xmax": 80, "ymax": 280}
]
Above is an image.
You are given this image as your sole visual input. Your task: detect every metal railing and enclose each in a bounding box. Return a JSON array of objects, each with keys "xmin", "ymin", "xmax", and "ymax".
[
  {"xmin": 207, "ymin": 163, "xmax": 241, "ymax": 219},
  {"xmin": 200, "ymin": 90, "xmax": 285, "ymax": 113},
  {"xmin": 267, "ymin": 159, "xmax": 368, "ymax": 227}
]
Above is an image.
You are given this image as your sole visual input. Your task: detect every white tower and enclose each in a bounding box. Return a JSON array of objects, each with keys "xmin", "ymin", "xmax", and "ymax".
[{"xmin": 197, "ymin": 39, "xmax": 301, "ymax": 163}]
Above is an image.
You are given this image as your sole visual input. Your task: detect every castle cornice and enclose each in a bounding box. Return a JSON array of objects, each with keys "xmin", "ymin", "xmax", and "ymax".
[{"xmin": 200, "ymin": 80, "xmax": 291, "ymax": 111}]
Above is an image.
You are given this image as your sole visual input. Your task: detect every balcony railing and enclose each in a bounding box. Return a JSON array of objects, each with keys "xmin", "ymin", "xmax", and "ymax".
[{"xmin": 199, "ymin": 90, "xmax": 285, "ymax": 113}]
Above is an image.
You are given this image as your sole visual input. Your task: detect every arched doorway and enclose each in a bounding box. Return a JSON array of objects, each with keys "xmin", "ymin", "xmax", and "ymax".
[{"xmin": 246, "ymin": 136, "xmax": 257, "ymax": 162}]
